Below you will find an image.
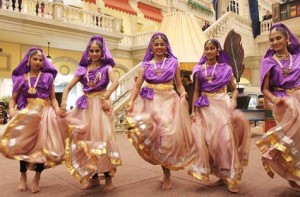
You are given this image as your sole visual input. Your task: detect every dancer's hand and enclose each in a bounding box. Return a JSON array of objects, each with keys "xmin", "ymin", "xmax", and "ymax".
[
  {"xmin": 60, "ymin": 108, "xmax": 68, "ymax": 117},
  {"xmin": 180, "ymin": 91, "xmax": 188, "ymax": 99},
  {"xmin": 8, "ymin": 109, "xmax": 17, "ymax": 119},
  {"xmin": 101, "ymin": 99, "xmax": 111, "ymax": 112},
  {"xmin": 190, "ymin": 112, "xmax": 196, "ymax": 122},
  {"xmin": 271, "ymin": 96, "xmax": 284, "ymax": 105},
  {"xmin": 125, "ymin": 101, "xmax": 133, "ymax": 114},
  {"xmin": 55, "ymin": 107, "xmax": 63, "ymax": 118},
  {"xmin": 230, "ymin": 99, "xmax": 237, "ymax": 111}
]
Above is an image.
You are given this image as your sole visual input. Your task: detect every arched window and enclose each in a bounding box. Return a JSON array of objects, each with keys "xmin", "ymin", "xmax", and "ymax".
[{"xmin": 227, "ymin": 0, "xmax": 239, "ymax": 15}]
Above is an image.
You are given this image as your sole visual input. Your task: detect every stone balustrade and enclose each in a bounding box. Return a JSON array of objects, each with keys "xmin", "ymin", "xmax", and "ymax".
[
  {"xmin": 260, "ymin": 19, "xmax": 272, "ymax": 35},
  {"xmin": 1, "ymin": 0, "xmax": 119, "ymax": 32},
  {"xmin": 120, "ymin": 32, "xmax": 155, "ymax": 47},
  {"xmin": 205, "ymin": 11, "xmax": 251, "ymax": 39}
]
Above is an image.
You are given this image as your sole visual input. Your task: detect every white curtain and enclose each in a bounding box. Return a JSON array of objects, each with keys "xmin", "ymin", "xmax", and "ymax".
[{"xmin": 159, "ymin": 12, "xmax": 208, "ymax": 63}]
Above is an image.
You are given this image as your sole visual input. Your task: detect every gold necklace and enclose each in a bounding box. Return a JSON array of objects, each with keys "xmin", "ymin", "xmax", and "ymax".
[
  {"xmin": 152, "ymin": 58, "xmax": 166, "ymax": 76},
  {"xmin": 27, "ymin": 71, "xmax": 41, "ymax": 94},
  {"xmin": 275, "ymin": 53, "xmax": 289, "ymax": 60},
  {"xmin": 273, "ymin": 53, "xmax": 293, "ymax": 76},
  {"xmin": 204, "ymin": 62, "xmax": 217, "ymax": 83}
]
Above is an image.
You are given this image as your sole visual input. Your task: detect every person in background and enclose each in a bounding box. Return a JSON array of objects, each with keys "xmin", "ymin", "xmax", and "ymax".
[
  {"xmin": 263, "ymin": 10, "xmax": 272, "ymax": 21},
  {"xmin": 202, "ymin": 21, "xmax": 210, "ymax": 31},
  {"xmin": 257, "ymin": 23, "xmax": 300, "ymax": 192}
]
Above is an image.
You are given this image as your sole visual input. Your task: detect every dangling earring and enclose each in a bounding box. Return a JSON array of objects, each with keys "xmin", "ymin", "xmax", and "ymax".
[
  {"xmin": 27, "ymin": 62, "xmax": 30, "ymax": 66},
  {"xmin": 151, "ymin": 51, "xmax": 153, "ymax": 54},
  {"xmin": 87, "ymin": 57, "xmax": 91, "ymax": 61},
  {"xmin": 288, "ymin": 40, "xmax": 291, "ymax": 45},
  {"xmin": 269, "ymin": 46, "xmax": 273, "ymax": 50},
  {"xmin": 217, "ymin": 52, "xmax": 220, "ymax": 56}
]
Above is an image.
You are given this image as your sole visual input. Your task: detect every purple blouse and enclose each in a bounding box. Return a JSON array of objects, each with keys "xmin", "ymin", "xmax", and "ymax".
[
  {"xmin": 192, "ymin": 63, "xmax": 232, "ymax": 107},
  {"xmin": 140, "ymin": 57, "xmax": 178, "ymax": 100},
  {"xmin": 75, "ymin": 65, "xmax": 111, "ymax": 108},
  {"xmin": 12, "ymin": 72, "xmax": 54, "ymax": 110},
  {"xmin": 260, "ymin": 54, "xmax": 300, "ymax": 97}
]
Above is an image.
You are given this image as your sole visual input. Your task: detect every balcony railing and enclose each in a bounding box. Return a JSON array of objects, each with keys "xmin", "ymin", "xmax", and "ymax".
[
  {"xmin": 119, "ymin": 31, "xmax": 155, "ymax": 47},
  {"xmin": 1, "ymin": 0, "xmax": 120, "ymax": 33},
  {"xmin": 260, "ymin": 19, "xmax": 272, "ymax": 35}
]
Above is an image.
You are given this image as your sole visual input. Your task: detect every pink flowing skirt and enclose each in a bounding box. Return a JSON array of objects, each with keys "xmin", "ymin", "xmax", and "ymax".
[
  {"xmin": 188, "ymin": 93, "xmax": 251, "ymax": 187},
  {"xmin": 0, "ymin": 98, "xmax": 71, "ymax": 168},
  {"xmin": 65, "ymin": 95, "xmax": 121, "ymax": 183},
  {"xmin": 126, "ymin": 89, "xmax": 196, "ymax": 170},
  {"xmin": 257, "ymin": 89, "xmax": 300, "ymax": 182}
]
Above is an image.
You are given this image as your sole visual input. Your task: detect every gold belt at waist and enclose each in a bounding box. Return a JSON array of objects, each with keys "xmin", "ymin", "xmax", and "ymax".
[
  {"xmin": 201, "ymin": 88, "xmax": 225, "ymax": 97},
  {"xmin": 27, "ymin": 98, "xmax": 50, "ymax": 106},
  {"xmin": 84, "ymin": 90, "xmax": 106, "ymax": 98},
  {"xmin": 275, "ymin": 86, "xmax": 300, "ymax": 94},
  {"xmin": 145, "ymin": 83, "xmax": 174, "ymax": 91}
]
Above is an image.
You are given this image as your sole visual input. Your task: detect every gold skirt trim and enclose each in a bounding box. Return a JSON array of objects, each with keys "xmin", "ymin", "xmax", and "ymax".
[
  {"xmin": 0, "ymin": 101, "xmax": 67, "ymax": 167},
  {"xmin": 256, "ymin": 126, "xmax": 300, "ymax": 179},
  {"xmin": 188, "ymin": 170, "xmax": 209, "ymax": 182},
  {"xmin": 64, "ymin": 127, "xmax": 121, "ymax": 183},
  {"xmin": 125, "ymin": 116, "xmax": 196, "ymax": 171},
  {"xmin": 145, "ymin": 82, "xmax": 174, "ymax": 91}
]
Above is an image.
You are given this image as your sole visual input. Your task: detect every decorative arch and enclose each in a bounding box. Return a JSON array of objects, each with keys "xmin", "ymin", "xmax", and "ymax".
[{"xmin": 52, "ymin": 56, "xmax": 79, "ymax": 66}]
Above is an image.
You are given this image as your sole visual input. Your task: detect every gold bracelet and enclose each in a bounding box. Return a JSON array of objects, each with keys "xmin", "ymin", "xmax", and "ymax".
[
  {"xmin": 101, "ymin": 94, "xmax": 110, "ymax": 100},
  {"xmin": 190, "ymin": 112, "xmax": 196, "ymax": 117}
]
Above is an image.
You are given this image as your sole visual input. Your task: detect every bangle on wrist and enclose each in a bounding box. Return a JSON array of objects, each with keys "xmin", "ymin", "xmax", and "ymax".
[
  {"xmin": 191, "ymin": 112, "xmax": 196, "ymax": 117},
  {"xmin": 102, "ymin": 94, "xmax": 109, "ymax": 100}
]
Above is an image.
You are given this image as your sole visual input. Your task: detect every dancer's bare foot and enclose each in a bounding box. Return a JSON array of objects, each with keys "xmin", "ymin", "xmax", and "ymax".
[
  {"xmin": 31, "ymin": 172, "xmax": 41, "ymax": 193},
  {"xmin": 208, "ymin": 179, "xmax": 225, "ymax": 187},
  {"xmin": 288, "ymin": 180, "xmax": 300, "ymax": 192},
  {"xmin": 162, "ymin": 171, "xmax": 172, "ymax": 190},
  {"xmin": 82, "ymin": 178, "xmax": 100, "ymax": 190},
  {"xmin": 102, "ymin": 177, "xmax": 114, "ymax": 193},
  {"xmin": 17, "ymin": 173, "xmax": 27, "ymax": 192}
]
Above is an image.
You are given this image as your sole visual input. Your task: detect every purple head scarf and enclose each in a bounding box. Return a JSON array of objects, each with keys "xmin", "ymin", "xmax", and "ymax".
[
  {"xmin": 12, "ymin": 47, "xmax": 57, "ymax": 78},
  {"xmin": 79, "ymin": 35, "xmax": 115, "ymax": 67},
  {"xmin": 198, "ymin": 39, "xmax": 230, "ymax": 65},
  {"xmin": 143, "ymin": 32, "xmax": 177, "ymax": 62},
  {"xmin": 264, "ymin": 23, "xmax": 300, "ymax": 58}
]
